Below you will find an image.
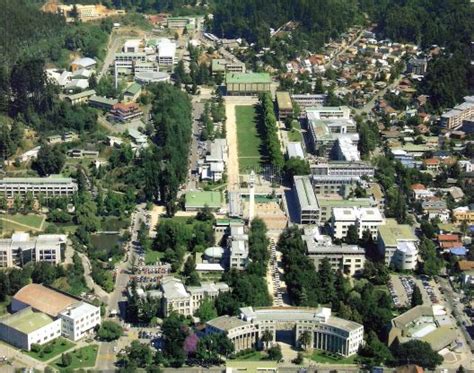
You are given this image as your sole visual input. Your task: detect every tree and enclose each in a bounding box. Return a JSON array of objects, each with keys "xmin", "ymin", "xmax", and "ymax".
[
  {"xmin": 267, "ymin": 344, "xmax": 282, "ymax": 361},
  {"xmin": 392, "ymin": 340, "xmax": 443, "ymax": 369},
  {"xmin": 61, "ymin": 352, "xmax": 72, "ymax": 367},
  {"xmin": 261, "ymin": 330, "xmax": 273, "ymax": 350},
  {"xmin": 124, "ymin": 340, "xmax": 154, "ymax": 368},
  {"xmin": 194, "ymin": 298, "xmax": 217, "ymax": 323},
  {"xmin": 345, "ymin": 225, "xmax": 359, "ymax": 244},
  {"xmin": 32, "ymin": 144, "xmax": 65, "ymax": 176},
  {"xmin": 97, "ymin": 321, "xmax": 123, "ymax": 341},
  {"xmin": 298, "ymin": 331, "xmax": 311, "ymax": 350},
  {"xmin": 284, "ymin": 158, "xmax": 310, "ymax": 179},
  {"xmin": 411, "ymin": 285, "xmax": 423, "ymax": 308}
]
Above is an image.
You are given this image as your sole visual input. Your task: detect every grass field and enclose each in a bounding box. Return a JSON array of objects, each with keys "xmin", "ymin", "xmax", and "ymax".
[
  {"xmin": 306, "ymin": 351, "xmax": 358, "ymax": 364},
  {"xmin": 232, "ymin": 350, "xmax": 264, "ymax": 361},
  {"xmin": 288, "ymin": 120, "xmax": 303, "ymax": 142},
  {"xmin": 235, "ymin": 105, "xmax": 266, "ymax": 172},
  {"xmin": 0, "ymin": 214, "xmax": 45, "ymax": 235},
  {"xmin": 145, "ymin": 249, "xmax": 164, "ymax": 265},
  {"xmin": 26, "ymin": 338, "xmax": 75, "ymax": 362},
  {"xmin": 50, "ymin": 345, "xmax": 98, "ymax": 372}
]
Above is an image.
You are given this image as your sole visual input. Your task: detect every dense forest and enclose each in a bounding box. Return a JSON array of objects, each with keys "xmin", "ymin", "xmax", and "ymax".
[{"xmin": 211, "ymin": 0, "xmax": 360, "ymax": 49}]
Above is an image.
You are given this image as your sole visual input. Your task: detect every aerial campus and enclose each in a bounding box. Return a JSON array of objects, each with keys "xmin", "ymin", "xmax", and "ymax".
[{"xmin": 0, "ymin": 0, "xmax": 473, "ymax": 372}]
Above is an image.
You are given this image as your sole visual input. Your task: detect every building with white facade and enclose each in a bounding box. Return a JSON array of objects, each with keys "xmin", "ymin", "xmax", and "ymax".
[
  {"xmin": 378, "ymin": 220, "xmax": 419, "ymax": 270},
  {"xmin": 0, "ymin": 176, "xmax": 77, "ymax": 199},
  {"xmin": 199, "ymin": 139, "xmax": 228, "ymax": 182},
  {"xmin": 0, "ymin": 233, "xmax": 66, "ymax": 268},
  {"xmin": 335, "ymin": 137, "xmax": 360, "ymax": 161},
  {"xmin": 159, "ymin": 277, "xmax": 229, "ymax": 317},
  {"xmin": 332, "ymin": 207, "xmax": 385, "ymax": 240},
  {"xmin": 311, "ymin": 161, "xmax": 375, "ymax": 178},
  {"xmin": 156, "ymin": 38, "xmax": 177, "ymax": 66},
  {"xmin": 59, "ymin": 302, "xmax": 101, "ymax": 341},
  {"xmin": 227, "ymin": 223, "xmax": 249, "ymax": 270},
  {"xmin": 293, "ymin": 175, "xmax": 320, "ymax": 224},
  {"xmin": 441, "ymin": 96, "xmax": 474, "ymax": 129},
  {"xmin": 0, "ymin": 307, "xmax": 62, "ymax": 350},
  {"xmin": 291, "ymin": 94, "xmax": 327, "ymax": 111},
  {"xmin": 0, "ymin": 284, "xmax": 101, "ymax": 350},
  {"xmin": 306, "ymin": 106, "xmax": 351, "ymax": 120},
  {"xmin": 123, "ymin": 39, "xmax": 141, "ymax": 53},
  {"xmin": 312, "ymin": 174, "xmax": 361, "ymax": 195},
  {"xmin": 303, "ymin": 228, "xmax": 365, "ymax": 276},
  {"xmin": 206, "ymin": 307, "xmax": 364, "ymax": 357},
  {"xmin": 287, "ymin": 142, "xmax": 305, "ymax": 159}
]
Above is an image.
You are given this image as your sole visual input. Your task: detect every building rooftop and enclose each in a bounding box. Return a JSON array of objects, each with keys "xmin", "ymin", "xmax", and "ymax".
[
  {"xmin": 0, "ymin": 307, "xmax": 54, "ymax": 334},
  {"xmin": 207, "ymin": 315, "xmax": 249, "ymax": 331},
  {"xmin": 13, "ymin": 284, "xmax": 78, "ymax": 317},
  {"xmin": 185, "ymin": 191, "xmax": 223, "ymax": 208},
  {"xmin": 378, "ymin": 220, "xmax": 417, "ymax": 247},
  {"xmin": 89, "ymin": 95, "xmax": 118, "ymax": 106},
  {"xmin": 226, "ymin": 72, "xmax": 271, "ymax": 84},
  {"xmin": 125, "ymin": 82, "xmax": 142, "ymax": 95},
  {"xmin": 59, "ymin": 302, "xmax": 98, "ymax": 319},
  {"xmin": 161, "ymin": 277, "xmax": 189, "ymax": 299},
  {"xmin": 276, "ymin": 91, "xmax": 293, "ymax": 111},
  {"xmin": 287, "ymin": 142, "xmax": 304, "ymax": 159},
  {"xmin": 294, "ymin": 175, "xmax": 318, "ymax": 210},
  {"xmin": 0, "ymin": 176, "xmax": 75, "ymax": 185},
  {"xmin": 64, "ymin": 89, "xmax": 96, "ymax": 100}
]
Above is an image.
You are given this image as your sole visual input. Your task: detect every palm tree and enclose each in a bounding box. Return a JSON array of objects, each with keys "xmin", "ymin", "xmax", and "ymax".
[
  {"xmin": 298, "ymin": 331, "xmax": 312, "ymax": 351},
  {"xmin": 261, "ymin": 330, "xmax": 273, "ymax": 350}
]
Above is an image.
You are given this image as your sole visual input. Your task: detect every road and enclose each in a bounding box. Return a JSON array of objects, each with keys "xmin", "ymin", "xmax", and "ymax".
[{"xmin": 78, "ymin": 251, "xmax": 109, "ymax": 302}]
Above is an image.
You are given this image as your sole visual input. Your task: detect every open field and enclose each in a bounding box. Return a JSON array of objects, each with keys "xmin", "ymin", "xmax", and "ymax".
[
  {"xmin": 287, "ymin": 120, "xmax": 303, "ymax": 142},
  {"xmin": 231, "ymin": 350, "xmax": 264, "ymax": 361},
  {"xmin": 25, "ymin": 338, "xmax": 75, "ymax": 362},
  {"xmin": 145, "ymin": 249, "xmax": 164, "ymax": 265},
  {"xmin": 0, "ymin": 214, "xmax": 45, "ymax": 234},
  {"xmin": 235, "ymin": 105, "xmax": 266, "ymax": 172},
  {"xmin": 50, "ymin": 344, "xmax": 98, "ymax": 372}
]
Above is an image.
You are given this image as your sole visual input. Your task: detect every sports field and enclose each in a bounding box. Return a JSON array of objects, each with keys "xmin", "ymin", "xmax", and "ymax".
[{"xmin": 235, "ymin": 105, "xmax": 266, "ymax": 172}]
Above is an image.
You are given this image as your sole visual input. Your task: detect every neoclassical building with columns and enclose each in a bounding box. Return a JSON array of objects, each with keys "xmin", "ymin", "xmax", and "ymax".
[{"xmin": 205, "ymin": 306, "xmax": 364, "ymax": 357}]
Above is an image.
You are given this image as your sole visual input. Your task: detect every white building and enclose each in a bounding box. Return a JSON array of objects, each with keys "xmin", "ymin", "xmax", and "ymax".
[
  {"xmin": 287, "ymin": 142, "xmax": 305, "ymax": 159},
  {"xmin": 123, "ymin": 39, "xmax": 141, "ymax": 53},
  {"xmin": 294, "ymin": 175, "xmax": 320, "ymax": 224},
  {"xmin": 0, "ymin": 233, "xmax": 67, "ymax": 268},
  {"xmin": 0, "ymin": 307, "xmax": 62, "ymax": 351},
  {"xmin": 0, "ymin": 176, "xmax": 78, "ymax": 199},
  {"xmin": 227, "ymin": 223, "xmax": 249, "ymax": 270},
  {"xmin": 378, "ymin": 220, "xmax": 419, "ymax": 270},
  {"xmin": 310, "ymin": 161, "xmax": 374, "ymax": 178},
  {"xmin": 335, "ymin": 137, "xmax": 360, "ymax": 161},
  {"xmin": 199, "ymin": 139, "xmax": 228, "ymax": 182},
  {"xmin": 59, "ymin": 302, "xmax": 101, "ymax": 341},
  {"xmin": 157, "ymin": 38, "xmax": 177, "ymax": 66},
  {"xmin": 332, "ymin": 207, "xmax": 385, "ymax": 240},
  {"xmin": 303, "ymin": 228, "xmax": 365, "ymax": 276},
  {"xmin": 306, "ymin": 106, "xmax": 351, "ymax": 120},
  {"xmin": 160, "ymin": 277, "xmax": 229, "ymax": 317},
  {"xmin": 206, "ymin": 307, "xmax": 364, "ymax": 357}
]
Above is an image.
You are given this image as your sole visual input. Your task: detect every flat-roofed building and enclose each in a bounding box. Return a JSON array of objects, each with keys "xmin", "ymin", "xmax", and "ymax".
[
  {"xmin": 0, "ymin": 176, "xmax": 77, "ymax": 199},
  {"xmin": 311, "ymin": 161, "xmax": 374, "ymax": 178},
  {"xmin": 226, "ymin": 73, "xmax": 271, "ymax": 96},
  {"xmin": 0, "ymin": 307, "xmax": 61, "ymax": 350},
  {"xmin": 287, "ymin": 142, "xmax": 304, "ymax": 159},
  {"xmin": 293, "ymin": 175, "xmax": 320, "ymax": 224},
  {"xmin": 206, "ymin": 306, "xmax": 364, "ymax": 356},
  {"xmin": 211, "ymin": 59, "xmax": 246, "ymax": 75},
  {"xmin": 275, "ymin": 91, "xmax": 293, "ymax": 120},
  {"xmin": 291, "ymin": 94, "xmax": 327, "ymax": 112},
  {"xmin": 303, "ymin": 228, "xmax": 365, "ymax": 276},
  {"xmin": 312, "ymin": 174, "xmax": 361, "ymax": 195},
  {"xmin": 335, "ymin": 137, "xmax": 360, "ymax": 161},
  {"xmin": 388, "ymin": 305, "xmax": 457, "ymax": 352},
  {"xmin": 59, "ymin": 302, "xmax": 101, "ymax": 341},
  {"xmin": 307, "ymin": 119, "xmax": 358, "ymax": 156},
  {"xmin": 199, "ymin": 139, "xmax": 228, "ymax": 182},
  {"xmin": 0, "ymin": 233, "xmax": 66, "ymax": 268},
  {"xmin": 123, "ymin": 83, "xmax": 142, "ymax": 102},
  {"xmin": 123, "ymin": 39, "xmax": 141, "ymax": 53},
  {"xmin": 157, "ymin": 38, "xmax": 177, "ymax": 66},
  {"xmin": 378, "ymin": 219, "xmax": 419, "ymax": 270},
  {"xmin": 317, "ymin": 195, "xmax": 374, "ymax": 223},
  {"xmin": 441, "ymin": 97, "xmax": 474, "ymax": 129},
  {"xmin": 332, "ymin": 207, "xmax": 385, "ymax": 240},
  {"xmin": 306, "ymin": 106, "xmax": 351, "ymax": 120},
  {"xmin": 109, "ymin": 102, "xmax": 143, "ymax": 122},
  {"xmin": 114, "ymin": 52, "xmax": 147, "ymax": 75},
  {"xmin": 227, "ymin": 223, "xmax": 249, "ymax": 270}
]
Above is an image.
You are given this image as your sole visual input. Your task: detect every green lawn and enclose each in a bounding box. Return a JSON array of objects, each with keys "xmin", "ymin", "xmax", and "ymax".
[
  {"xmin": 287, "ymin": 120, "xmax": 303, "ymax": 142},
  {"xmin": 307, "ymin": 350, "xmax": 358, "ymax": 364},
  {"xmin": 233, "ymin": 350, "xmax": 264, "ymax": 361},
  {"xmin": 235, "ymin": 105, "xmax": 266, "ymax": 172},
  {"xmin": 50, "ymin": 344, "xmax": 98, "ymax": 372},
  {"xmin": 145, "ymin": 249, "xmax": 164, "ymax": 265},
  {"xmin": 25, "ymin": 338, "xmax": 75, "ymax": 362},
  {"xmin": 0, "ymin": 214, "xmax": 45, "ymax": 230}
]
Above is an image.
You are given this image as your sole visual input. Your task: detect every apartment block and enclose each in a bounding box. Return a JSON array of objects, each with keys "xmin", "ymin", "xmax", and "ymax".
[{"xmin": 0, "ymin": 177, "xmax": 77, "ymax": 199}]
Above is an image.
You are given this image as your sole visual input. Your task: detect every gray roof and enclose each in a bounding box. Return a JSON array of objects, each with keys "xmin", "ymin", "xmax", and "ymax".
[
  {"xmin": 294, "ymin": 175, "xmax": 318, "ymax": 209},
  {"xmin": 287, "ymin": 142, "xmax": 304, "ymax": 159},
  {"xmin": 0, "ymin": 176, "xmax": 75, "ymax": 185},
  {"xmin": 207, "ymin": 315, "xmax": 249, "ymax": 331}
]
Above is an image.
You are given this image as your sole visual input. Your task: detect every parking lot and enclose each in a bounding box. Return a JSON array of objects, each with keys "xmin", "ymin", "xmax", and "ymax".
[{"xmin": 389, "ymin": 274, "xmax": 442, "ymax": 307}]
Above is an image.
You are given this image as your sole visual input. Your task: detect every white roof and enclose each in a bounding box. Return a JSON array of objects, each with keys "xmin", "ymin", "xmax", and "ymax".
[
  {"xmin": 72, "ymin": 57, "xmax": 96, "ymax": 68},
  {"xmin": 396, "ymin": 241, "xmax": 418, "ymax": 255},
  {"xmin": 157, "ymin": 38, "xmax": 177, "ymax": 58},
  {"xmin": 287, "ymin": 142, "xmax": 304, "ymax": 159},
  {"xmin": 60, "ymin": 302, "xmax": 98, "ymax": 319},
  {"xmin": 196, "ymin": 263, "xmax": 225, "ymax": 271},
  {"xmin": 333, "ymin": 207, "xmax": 357, "ymax": 222},
  {"xmin": 161, "ymin": 277, "xmax": 189, "ymax": 299},
  {"xmin": 124, "ymin": 39, "xmax": 141, "ymax": 49}
]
